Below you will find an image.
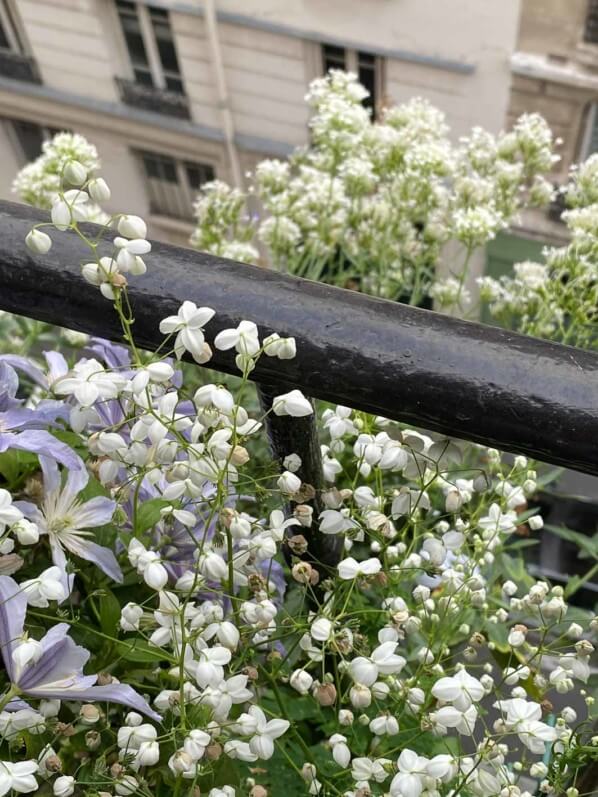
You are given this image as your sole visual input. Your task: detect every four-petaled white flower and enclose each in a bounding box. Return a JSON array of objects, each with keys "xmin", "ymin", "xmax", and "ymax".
[{"xmin": 159, "ymin": 302, "xmax": 215, "ymax": 363}]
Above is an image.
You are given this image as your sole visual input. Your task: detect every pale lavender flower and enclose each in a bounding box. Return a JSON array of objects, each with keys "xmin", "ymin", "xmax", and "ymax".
[
  {"xmin": 17, "ymin": 460, "xmax": 122, "ymax": 586},
  {"xmin": 0, "ymin": 359, "xmax": 84, "ymax": 477},
  {"xmin": 0, "ymin": 575, "xmax": 160, "ymax": 721}
]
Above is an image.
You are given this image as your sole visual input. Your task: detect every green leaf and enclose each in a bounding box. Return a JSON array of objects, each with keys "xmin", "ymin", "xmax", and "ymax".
[
  {"xmin": 115, "ymin": 640, "xmax": 169, "ymax": 663},
  {"xmin": 546, "ymin": 524, "xmax": 598, "ymax": 561},
  {"xmin": 135, "ymin": 498, "xmax": 172, "ymax": 534},
  {"xmin": 99, "ymin": 589, "xmax": 122, "ymax": 636}
]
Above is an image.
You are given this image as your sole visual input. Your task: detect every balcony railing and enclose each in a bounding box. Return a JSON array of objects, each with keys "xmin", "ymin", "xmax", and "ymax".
[
  {"xmin": 115, "ymin": 77, "xmax": 190, "ymax": 119},
  {"xmin": 0, "ymin": 49, "xmax": 41, "ymax": 84}
]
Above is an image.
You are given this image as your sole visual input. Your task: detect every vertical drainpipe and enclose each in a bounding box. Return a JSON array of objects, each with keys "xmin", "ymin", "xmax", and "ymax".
[{"xmin": 203, "ymin": 0, "xmax": 243, "ymax": 188}]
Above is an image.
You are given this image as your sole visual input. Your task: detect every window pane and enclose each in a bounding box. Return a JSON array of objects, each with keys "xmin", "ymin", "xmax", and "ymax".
[
  {"xmin": 12, "ymin": 119, "xmax": 44, "ymax": 162},
  {"xmin": 117, "ymin": 1, "xmax": 152, "ymax": 82},
  {"xmin": 322, "ymin": 43, "xmax": 346, "ymax": 73},
  {"xmin": 150, "ymin": 9, "xmax": 184, "ymax": 92},
  {"xmin": 185, "ymin": 162, "xmax": 215, "ymax": 191},
  {"xmin": 585, "ymin": 0, "xmax": 598, "ymax": 43},
  {"xmin": 358, "ymin": 51, "xmax": 377, "ymax": 118},
  {"xmin": 0, "ymin": 16, "xmax": 11, "ymax": 50},
  {"xmin": 139, "ymin": 150, "xmax": 192, "ymax": 218}
]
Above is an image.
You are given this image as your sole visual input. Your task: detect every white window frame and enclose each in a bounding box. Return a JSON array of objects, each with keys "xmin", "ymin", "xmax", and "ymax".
[
  {"xmin": 0, "ymin": 0, "xmax": 23, "ymax": 52},
  {"xmin": 115, "ymin": 1, "xmax": 181, "ymax": 91},
  {"xmin": 319, "ymin": 42, "xmax": 385, "ymax": 117}
]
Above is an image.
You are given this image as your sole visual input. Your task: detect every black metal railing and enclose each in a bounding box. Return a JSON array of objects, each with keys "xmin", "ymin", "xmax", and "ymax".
[
  {"xmin": 1, "ymin": 198, "xmax": 598, "ymax": 481},
  {"xmin": 115, "ymin": 77, "xmax": 190, "ymax": 119},
  {"xmin": 0, "ymin": 49, "xmax": 41, "ymax": 83}
]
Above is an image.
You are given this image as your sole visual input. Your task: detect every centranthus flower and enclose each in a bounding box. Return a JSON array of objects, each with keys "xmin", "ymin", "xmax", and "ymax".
[
  {"xmin": 0, "ymin": 575, "xmax": 160, "ymax": 721},
  {"xmin": 17, "ymin": 463, "xmax": 121, "ymax": 586}
]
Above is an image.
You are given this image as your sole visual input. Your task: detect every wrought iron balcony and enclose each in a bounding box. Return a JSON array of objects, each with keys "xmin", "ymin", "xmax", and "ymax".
[
  {"xmin": 0, "ymin": 49, "xmax": 41, "ymax": 84},
  {"xmin": 115, "ymin": 77, "xmax": 190, "ymax": 120}
]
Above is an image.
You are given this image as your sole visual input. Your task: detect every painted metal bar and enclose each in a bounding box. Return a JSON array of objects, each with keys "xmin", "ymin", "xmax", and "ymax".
[{"xmin": 0, "ymin": 200, "xmax": 597, "ymax": 475}]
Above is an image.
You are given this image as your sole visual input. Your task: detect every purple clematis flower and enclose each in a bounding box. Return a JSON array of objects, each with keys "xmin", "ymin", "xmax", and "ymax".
[
  {"xmin": 0, "ymin": 358, "xmax": 85, "ymax": 478},
  {"xmin": 17, "ymin": 460, "xmax": 122, "ymax": 587},
  {"xmin": 0, "ymin": 575, "xmax": 160, "ymax": 721}
]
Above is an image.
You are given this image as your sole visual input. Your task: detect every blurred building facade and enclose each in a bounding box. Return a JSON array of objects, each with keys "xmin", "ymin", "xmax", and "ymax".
[
  {"xmin": 488, "ymin": 0, "xmax": 598, "ymax": 275},
  {"xmin": 0, "ymin": 0, "xmax": 520, "ymax": 245}
]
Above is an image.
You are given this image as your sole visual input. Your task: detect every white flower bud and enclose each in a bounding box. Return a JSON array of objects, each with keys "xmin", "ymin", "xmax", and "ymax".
[
  {"xmin": 88, "ymin": 177, "xmax": 111, "ymax": 202},
  {"xmin": 118, "ymin": 214, "xmax": 147, "ymax": 239},
  {"xmin": 53, "ymin": 776, "xmax": 75, "ymax": 796},
  {"xmin": 13, "ymin": 519, "xmax": 39, "ymax": 545},
  {"xmin": 64, "ymin": 160, "xmax": 87, "ymax": 186},
  {"xmin": 338, "ymin": 709, "xmax": 353, "ymax": 726},
  {"xmin": 25, "ymin": 228, "xmax": 52, "ymax": 254},
  {"xmin": 290, "ymin": 669, "xmax": 313, "ymax": 695},
  {"xmin": 143, "ymin": 561, "xmax": 168, "ymax": 591},
  {"xmin": 529, "ymin": 515, "xmax": 544, "ymax": 530},
  {"xmin": 349, "ymin": 684, "xmax": 371, "ymax": 708},
  {"xmin": 120, "ymin": 602, "xmax": 143, "ymax": 631},
  {"xmin": 277, "ymin": 471, "xmax": 301, "ymax": 495}
]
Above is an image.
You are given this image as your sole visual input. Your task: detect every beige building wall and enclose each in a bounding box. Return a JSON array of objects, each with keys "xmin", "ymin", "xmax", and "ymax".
[{"xmin": 0, "ymin": 0, "xmax": 521, "ymax": 247}]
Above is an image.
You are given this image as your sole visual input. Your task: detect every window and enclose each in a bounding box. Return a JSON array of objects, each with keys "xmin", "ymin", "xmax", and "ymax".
[
  {"xmin": 116, "ymin": 1, "xmax": 183, "ymax": 93},
  {"xmin": 0, "ymin": 1, "xmax": 22, "ymax": 52},
  {"xmin": 321, "ymin": 43, "xmax": 384, "ymax": 118},
  {"xmin": 584, "ymin": 0, "xmax": 598, "ymax": 44},
  {"xmin": 138, "ymin": 151, "xmax": 215, "ymax": 219},
  {"xmin": 5, "ymin": 118, "xmax": 63, "ymax": 163}
]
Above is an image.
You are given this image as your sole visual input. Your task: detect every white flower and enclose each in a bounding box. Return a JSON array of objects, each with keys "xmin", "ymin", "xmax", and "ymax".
[
  {"xmin": 159, "ymin": 301, "xmax": 215, "ymax": 363},
  {"xmin": 432, "ymin": 704, "xmax": 478, "ymax": 735},
  {"xmin": 12, "ymin": 519, "xmax": 39, "ymax": 545},
  {"xmin": 88, "ymin": 177, "xmax": 111, "ymax": 202},
  {"xmin": 120, "ymin": 602, "xmax": 143, "ymax": 632},
  {"xmin": 478, "ymin": 503, "xmax": 517, "ymax": 537},
  {"xmin": 431, "ymin": 669, "xmax": 484, "ymax": 710},
  {"xmin": 194, "ymin": 383, "xmax": 235, "ymax": 414},
  {"xmin": 277, "ymin": 471, "xmax": 301, "ymax": 495},
  {"xmin": 311, "ymin": 617, "xmax": 333, "ymax": 642},
  {"xmin": 25, "ymin": 228, "xmax": 52, "ymax": 254},
  {"xmin": 118, "ymin": 214, "xmax": 147, "ymax": 239},
  {"xmin": 53, "ymin": 775, "xmax": 75, "ymax": 796},
  {"xmin": 494, "ymin": 698, "xmax": 558, "ymax": 754},
  {"xmin": 272, "ymin": 389, "xmax": 313, "ymax": 417},
  {"xmin": 337, "ymin": 556, "xmax": 381, "ymax": 580},
  {"xmin": 319, "ymin": 509, "xmax": 356, "ymax": 535},
  {"xmin": 0, "ymin": 760, "xmax": 38, "ymax": 796},
  {"xmin": 390, "ymin": 749, "xmax": 429, "ymax": 797},
  {"xmin": 51, "ymin": 189, "xmax": 89, "ymax": 229},
  {"xmin": 263, "ymin": 333, "xmax": 296, "ymax": 359},
  {"xmin": 20, "ymin": 566, "xmax": 66, "ymax": 607},
  {"xmin": 329, "ymin": 734, "xmax": 351, "ymax": 768},
  {"xmin": 0, "ymin": 489, "xmax": 23, "ymax": 532},
  {"xmin": 214, "ymin": 320, "xmax": 260, "ymax": 357},
  {"xmin": 350, "ymin": 641, "xmax": 405, "ymax": 686},
  {"xmin": 245, "ymin": 705, "xmax": 289, "ymax": 760},
  {"xmin": 290, "ymin": 669, "xmax": 313, "ymax": 695},
  {"xmin": 54, "ymin": 358, "xmax": 126, "ymax": 406}
]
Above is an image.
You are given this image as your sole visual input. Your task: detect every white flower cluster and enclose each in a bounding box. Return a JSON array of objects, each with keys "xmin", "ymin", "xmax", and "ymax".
[
  {"xmin": 190, "ymin": 72, "xmax": 558, "ymax": 309},
  {"xmin": 13, "ymin": 132, "xmax": 108, "ymax": 223},
  {"xmin": 481, "ymin": 152, "xmax": 598, "ymax": 347}
]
